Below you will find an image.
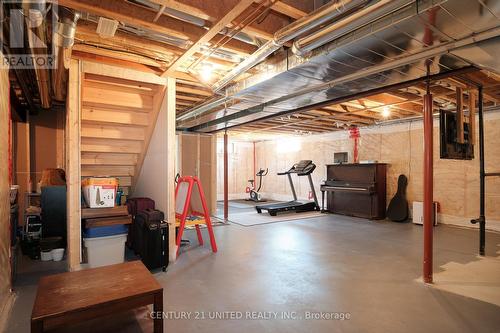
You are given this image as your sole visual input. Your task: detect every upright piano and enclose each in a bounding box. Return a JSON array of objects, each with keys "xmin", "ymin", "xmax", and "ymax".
[{"xmin": 320, "ymin": 163, "xmax": 387, "ymax": 219}]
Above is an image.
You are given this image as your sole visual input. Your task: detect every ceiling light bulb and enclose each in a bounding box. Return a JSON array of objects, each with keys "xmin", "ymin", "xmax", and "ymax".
[
  {"xmin": 382, "ymin": 106, "xmax": 391, "ymax": 118},
  {"xmin": 200, "ymin": 64, "xmax": 213, "ymax": 82}
]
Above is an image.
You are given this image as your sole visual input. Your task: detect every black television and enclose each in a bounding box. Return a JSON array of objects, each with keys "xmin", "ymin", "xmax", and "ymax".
[{"xmin": 439, "ymin": 109, "xmax": 474, "ymax": 160}]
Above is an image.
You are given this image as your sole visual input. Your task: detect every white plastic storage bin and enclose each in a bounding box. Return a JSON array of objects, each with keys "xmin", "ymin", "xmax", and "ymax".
[{"xmin": 83, "ymin": 234, "xmax": 127, "ymax": 268}]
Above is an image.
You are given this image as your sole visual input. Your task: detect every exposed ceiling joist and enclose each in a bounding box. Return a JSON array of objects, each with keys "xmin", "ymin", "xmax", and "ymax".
[
  {"xmin": 162, "ymin": 0, "xmax": 255, "ymax": 77},
  {"xmin": 73, "ymin": 44, "xmax": 168, "ymax": 69},
  {"xmin": 76, "ymin": 21, "xmax": 182, "ymax": 56},
  {"xmin": 150, "ymin": 0, "xmax": 212, "ymax": 21},
  {"xmin": 58, "ymin": 0, "xmax": 257, "ymax": 55},
  {"xmin": 71, "ymin": 50, "xmax": 201, "ymax": 83},
  {"xmin": 76, "ymin": 23, "xmax": 239, "ymax": 69},
  {"xmin": 271, "ymin": 1, "xmax": 307, "ymax": 19},
  {"xmin": 176, "ymin": 84, "xmax": 213, "ymax": 96},
  {"xmin": 151, "ymin": 0, "xmax": 292, "ymax": 40}
]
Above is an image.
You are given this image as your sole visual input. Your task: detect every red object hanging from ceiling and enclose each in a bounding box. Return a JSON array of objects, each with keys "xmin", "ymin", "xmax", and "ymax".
[{"xmin": 349, "ymin": 126, "xmax": 360, "ymax": 163}]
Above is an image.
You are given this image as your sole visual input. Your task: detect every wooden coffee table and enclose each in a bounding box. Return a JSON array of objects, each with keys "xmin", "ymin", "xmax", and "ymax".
[{"xmin": 31, "ymin": 261, "xmax": 163, "ymax": 332}]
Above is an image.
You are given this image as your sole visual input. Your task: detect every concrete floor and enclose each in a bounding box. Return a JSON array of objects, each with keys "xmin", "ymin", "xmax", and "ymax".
[{"xmin": 6, "ymin": 209, "xmax": 500, "ymax": 333}]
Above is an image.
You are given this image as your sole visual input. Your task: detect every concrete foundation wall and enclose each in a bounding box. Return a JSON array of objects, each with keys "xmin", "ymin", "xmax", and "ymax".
[{"xmin": 218, "ymin": 110, "xmax": 500, "ymax": 231}]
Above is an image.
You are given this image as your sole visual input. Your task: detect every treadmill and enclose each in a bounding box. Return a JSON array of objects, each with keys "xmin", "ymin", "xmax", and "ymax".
[{"xmin": 255, "ymin": 160, "xmax": 320, "ymax": 216}]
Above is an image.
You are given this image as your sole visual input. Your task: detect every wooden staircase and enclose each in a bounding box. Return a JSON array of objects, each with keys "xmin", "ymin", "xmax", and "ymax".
[{"xmin": 80, "ymin": 72, "xmax": 165, "ymax": 197}]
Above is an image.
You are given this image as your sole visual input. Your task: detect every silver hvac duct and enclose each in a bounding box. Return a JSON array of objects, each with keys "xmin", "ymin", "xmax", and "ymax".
[
  {"xmin": 293, "ymin": 0, "xmax": 402, "ymax": 56},
  {"xmin": 180, "ymin": 0, "xmax": 372, "ymax": 122},
  {"xmin": 179, "ymin": 0, "xmax": 500, "ymax": 130},
  {"xmin": 23, "ymin": 1, "xmax": 51, "ymax": 108},
  {"xmin": 53, "ymin": 8, "xmax": 80, "ymax": 101},
  {"xmin": 133, "ymin": 0, "xmax": 259, "ymax": 46},
  {"xmin": 211, "ymin": 0, "xmax": 371, "ymax": 93}
]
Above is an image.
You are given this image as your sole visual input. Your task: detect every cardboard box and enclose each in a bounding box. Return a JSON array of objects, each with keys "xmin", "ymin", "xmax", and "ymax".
[{"xmin": 82, "ymin": 178, "xmax": 118, "ymax": 208}]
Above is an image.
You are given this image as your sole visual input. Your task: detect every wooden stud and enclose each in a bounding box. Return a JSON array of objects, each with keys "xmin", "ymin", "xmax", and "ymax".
[
  {"xmin": 456, "ymin": 87, "xmax": 464, "ymax": 144},
  {"xmin": 166, "ymin": 77, "xmax": 177, "ymax": 262},
  {"xmin": 469, "ymin": 90, "xmax": 476, "ymax": 145},
  {"xmin": 66, "ymin": 59, "xmax": 82, "ymax": 271},
  {"xmin": 0, "ymin": 52, "xmax": 12, "ymax": 300}
]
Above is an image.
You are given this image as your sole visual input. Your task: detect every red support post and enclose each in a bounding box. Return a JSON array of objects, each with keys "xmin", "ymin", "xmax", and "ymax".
[
  {"xmin": 224, "ymin": 131, "xmax": 229, "ymax": 221},
  {"xmin": 423, "ymin": 93, "xmax": 434, "ymax": 283},
  {"xmin": 253, "ymin": 141, "xmax": 256, "ymax": 184}
]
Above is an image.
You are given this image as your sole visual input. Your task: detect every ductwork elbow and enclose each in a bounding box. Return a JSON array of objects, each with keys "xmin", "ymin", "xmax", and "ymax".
[
  {"xmin": 274, "ymin": 0, "xmax": 369, "ymax": 45},
  {"xmin": 23, "ymin": 1, "xmax": 51, "ymax": 108},
  {"xmin": 55, "ymin": 8, "xmax": 80, "ymax": 49},
  {"xmin": 53, "ymin": 8, "xmax": 80, "ymax": 101},
  {"xmin": 291, "ymin": 0, "xmax": 402, "ymax": 57}
]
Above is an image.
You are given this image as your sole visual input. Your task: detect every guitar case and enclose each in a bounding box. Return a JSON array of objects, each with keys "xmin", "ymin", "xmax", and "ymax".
[{"xmin": 386, "ymin": 174, "xmax": 409, "ymax": 222}]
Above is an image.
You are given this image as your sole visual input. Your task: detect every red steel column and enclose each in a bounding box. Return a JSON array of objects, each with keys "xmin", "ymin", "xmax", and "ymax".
[
  {"xmin": 423, "ymin": 93, "xmax": 434, "ymax": 283},
  {"xmin": 253, "ymin": 141, "xmax": 256, "ymax": 184},
  {"xmin": 224, "ymin": 131, "xmax": 229, "ymax": 221}
]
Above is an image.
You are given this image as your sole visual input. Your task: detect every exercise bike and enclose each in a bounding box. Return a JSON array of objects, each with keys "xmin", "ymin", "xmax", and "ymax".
[{"xmin": 246, "ymin": 168, "xmax": 268, "ymax": 202}]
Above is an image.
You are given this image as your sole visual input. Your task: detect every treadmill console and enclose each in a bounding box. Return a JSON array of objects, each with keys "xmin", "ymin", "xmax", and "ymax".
[{"xmin": 291, "ymin": 160, "xmax": 316, "ymax": 175}]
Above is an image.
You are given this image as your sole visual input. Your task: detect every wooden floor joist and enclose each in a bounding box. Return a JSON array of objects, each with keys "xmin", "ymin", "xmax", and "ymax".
[{"xmin": 162, "ymin": 0, "xmax": 255, "ymax": 77}]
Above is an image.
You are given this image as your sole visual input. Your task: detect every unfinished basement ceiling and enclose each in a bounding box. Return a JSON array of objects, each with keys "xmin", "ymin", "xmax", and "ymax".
[
  {"xmin": 177, "ymin": 0, "xmax": 500, "ymax": 133},
  {"xmin": 59, "ymin": 0, "xmax": 317, "ymax": 115}
]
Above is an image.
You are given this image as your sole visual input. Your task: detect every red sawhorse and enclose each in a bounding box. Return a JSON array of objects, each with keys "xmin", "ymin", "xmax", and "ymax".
[{"xmin": 175, "ymin": 176, "xmax": 217, "ymax": 256}]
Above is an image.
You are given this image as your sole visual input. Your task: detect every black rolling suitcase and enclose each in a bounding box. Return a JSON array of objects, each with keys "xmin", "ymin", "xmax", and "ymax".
[
  {"xmin": 126, "ymin": 197, "xmax": 155, "ymax": 253},
  {"xmin": 135, "ymin": 209, "xmax": 168, "ymax": 270}
]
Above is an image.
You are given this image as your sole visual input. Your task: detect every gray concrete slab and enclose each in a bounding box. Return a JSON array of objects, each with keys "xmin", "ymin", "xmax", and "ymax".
[{"xmin": 6, "ymin": 214, "xmax": 500, "ymax": 333}]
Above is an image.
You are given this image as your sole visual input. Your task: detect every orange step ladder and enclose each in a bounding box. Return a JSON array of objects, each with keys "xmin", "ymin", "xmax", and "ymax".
[{"xmin": 175, "ymin": 176, "xmax": 217, "ymax": 256}]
